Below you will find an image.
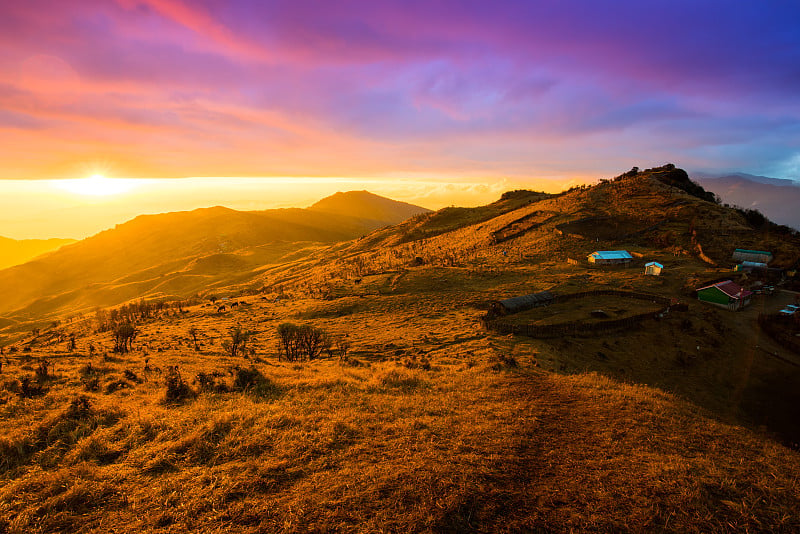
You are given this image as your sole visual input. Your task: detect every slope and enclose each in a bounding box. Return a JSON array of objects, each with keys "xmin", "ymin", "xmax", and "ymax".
[
  {"xmin": 0, "ymin": 194, "xmax": 428, "ymax": 322},
  {"xmin": 234, "ymin": 165, "xmax": 800, "ymax": 444},
  {"xmin": 0, "ymin": 236, "xmax": 76, "ymax": 270}
]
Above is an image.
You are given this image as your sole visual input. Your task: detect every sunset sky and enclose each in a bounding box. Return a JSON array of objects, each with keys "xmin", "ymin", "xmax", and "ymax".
[{"xmin": 2, "ymin": 1, "xmax": 800, "ymax": 238}]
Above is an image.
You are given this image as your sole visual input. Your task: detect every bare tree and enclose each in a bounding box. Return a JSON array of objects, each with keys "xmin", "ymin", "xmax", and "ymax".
[
  {"xmin": 335, "ymin": 337, "xmax": 351, "ymax": 363},
  {"xmin": 188, "ymin": 327, "xmax": 200, "ymax": 351},
  {"xmin": 298, "ymin": 325, "xmax": 329, "ymax": 360},
  {"xmin": 113, "ymin": 323, "xmax": 137, "ymax": 353},
  {"xmin": 276, "ymin": 323, "xmax": 298, "ymax": 361}
]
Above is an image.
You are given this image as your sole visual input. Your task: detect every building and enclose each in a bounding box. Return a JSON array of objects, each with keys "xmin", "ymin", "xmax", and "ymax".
[
  {"xmin": 490, "ymin": 291, "xmax": 555, "ymax": 316},
  {"xmin": 644, "ymin": 261, "xmax": 663, "ymax": 275},
  {"xmin": 732, "ymin": 249, "xmax": 773, "ymax": 264},
  {"xmin": 587, "ymin": 250, "xmax": 633, "ymax": 265},
  {"xmin": 696, "ymin": 280, "xmax": 753, "ymax": 311},
  {"xmin": 734, "ymin": 261, "xmax": 768, "ymax": 272}
]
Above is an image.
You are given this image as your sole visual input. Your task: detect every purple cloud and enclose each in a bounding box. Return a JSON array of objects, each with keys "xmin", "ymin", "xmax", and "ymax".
[{"xmin": 0, "ymin": 0, "xmax": 799, "ymax": 180}]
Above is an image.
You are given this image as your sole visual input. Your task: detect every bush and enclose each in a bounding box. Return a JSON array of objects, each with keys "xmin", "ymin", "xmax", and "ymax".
[
  {"xmin": 491, "ymin": 354, "xmax": 518, "ymax": 371},
  {"xmin": 164, "ymin": 366, "xmax": 195, "ymax": 403},
  {"xmin": 19, "ymin": 376, "xmax": 47, "ymax": 398},
  {"xmin": 195, "ymin": 371, "xmax": 229, "ymax": 393},
  {"xmin": 222, "ymin": 326, "xmax": 253, "ymax": 358},
  {"xmin": 82, "ymin": 376, "xmax": 100, "ymax": 392},
  {"xmin": 105, "ymin": 379, "xmax": 132, "ymax": 394},
  {"xmin": 277, "ymin": 323, "xmax": 330, "ymax": 361},
  {"xmin": 113, "ymin": 323, "xmax": 137, "ymax": 353},
  {"xmin": 232, "ymin": 366, "xmax": 281, "ymax": 398},
  {"xmin": 35, "ymin": 360, "xmax": 51, "ymax": 381},
  {"xmin": 375, "ymin": 368, "xmax": 424, "ymax": 390},
  {"xmin": 66, "ymin": 396, "xmax": 92, "ymax": 419}
]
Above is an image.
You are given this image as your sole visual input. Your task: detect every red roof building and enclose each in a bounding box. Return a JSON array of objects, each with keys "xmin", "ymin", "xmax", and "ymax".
[{"xmin": 696, "ymin": 280, "xmax": 753, "ymax": 311}]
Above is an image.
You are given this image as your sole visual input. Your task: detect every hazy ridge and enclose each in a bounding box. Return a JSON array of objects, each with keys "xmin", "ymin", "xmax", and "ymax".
[
  {"xmin": 693, "ymin": 171, "xmax": 800, "ymax": 230},
  {"xmin": 0, "ymin": 236, "xmax": 76, "ymax": 270}
]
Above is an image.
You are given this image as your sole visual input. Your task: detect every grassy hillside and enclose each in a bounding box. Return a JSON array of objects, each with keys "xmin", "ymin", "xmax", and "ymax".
[
  {"xmin": 0, "ymin": 193, "xmax": 428, "ymax": 323},
  {"xmin": 1, "ymin": 289, "xmax": 799, "ymax": 532},
  {"xmin": 0, "ymin": 236, "xmax": 75, "ymax": 270},
  {"xmin": 2, "ymin": 166, "xmax": 800, "ymax": 532}
]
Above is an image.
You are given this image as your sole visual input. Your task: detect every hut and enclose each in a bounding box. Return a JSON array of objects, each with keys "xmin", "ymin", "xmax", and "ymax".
[
  {"xmin": 644, "ymin": 261, "xmax": 663, "ymax": 275},
  {"xmin": 490, "ymin": 291, "xmax": 555, "ymax": 316},
  {"xmin": 734, "ymin": 260, "xmax": 768, "ymax": 272},
  {"xmin": 696, "ymin": 280, "xmax": 753, "ymax": 311},
  {"xmin": 587, "ymin": 250, "xmax": 633, "ymax": 265},
  {"xmin": 732, "ymin": 249, "xmax": 773, "ymax": 264}
]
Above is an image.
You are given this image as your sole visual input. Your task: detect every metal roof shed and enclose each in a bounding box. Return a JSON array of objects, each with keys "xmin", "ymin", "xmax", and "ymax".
[
  {"xmin": 644, "ymin": 261, "xmax": 663, "ymax": 275},
  {"xmin": 490, "ymin": 291, "xmax": 555, "ymax": 316},
  {"xmin": 588, "ymin": 250, "xmax": 633, "ymax": 264}
]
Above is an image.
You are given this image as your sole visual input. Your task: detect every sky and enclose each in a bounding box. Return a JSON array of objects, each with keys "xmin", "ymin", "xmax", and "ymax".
[{"xmin": 1, "ymin": 0, "xmax": 800, "ymax": 238}]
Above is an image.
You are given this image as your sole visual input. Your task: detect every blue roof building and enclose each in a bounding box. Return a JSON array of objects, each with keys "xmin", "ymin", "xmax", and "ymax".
[
  {"xmin": 587, "ymin": 250, "xmax": 633, "ymax": 264},
  {"xmin": 644, "ymin": 261, "xmax": 663, "ymax": 275}
]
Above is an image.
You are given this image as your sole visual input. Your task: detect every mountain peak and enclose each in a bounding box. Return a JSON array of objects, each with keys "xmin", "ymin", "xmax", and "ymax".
[{"xmin": 308, "ymin": 190, "xmax": 431, "ymax": 225}]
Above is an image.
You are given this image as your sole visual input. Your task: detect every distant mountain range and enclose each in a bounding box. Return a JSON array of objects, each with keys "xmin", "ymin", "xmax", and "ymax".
[
  {"xmin": 0, "ymin": 236, "xmax": 76, "ymax": 270},
  {"xmin": 0, "ymin": 191, "xmax": 430, "ymax": 322},
  {"xmin": 692, "ymin": 172, "xmax": 800, "ymax": 230}
]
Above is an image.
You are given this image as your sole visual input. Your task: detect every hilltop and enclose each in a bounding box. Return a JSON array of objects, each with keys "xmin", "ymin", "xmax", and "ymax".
[
  {"xmin": 308, "ymin": 190, "xmax": 431, "ymax": 224},
  {"xmin": 0, "ymin": 236, "xmax": 76, "ymax": 270},
  {"xmin": 1, "ymin": 165, "xmax": 800, "ymax": 532}
]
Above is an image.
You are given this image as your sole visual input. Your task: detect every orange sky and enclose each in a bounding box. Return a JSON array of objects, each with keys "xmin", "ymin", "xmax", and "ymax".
[
  {"xmin": 0, "ymin": 175, "xmax": 586, "ymax": 240},
  {"xmin": 4, "ymin": 1, "xmax": 798, "ymax": 239}
]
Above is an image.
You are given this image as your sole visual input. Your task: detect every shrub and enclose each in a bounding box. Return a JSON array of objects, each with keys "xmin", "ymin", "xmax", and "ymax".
[
  {"xmin": 123, "ymin": 369, "xmax": 140, "ymax": 383},
  {"xmin": 164, "ymin": 366, "xmax": 195, "ymax": 403},
  {"xmin": 35, "ymin": 360, "xmax": 51, "ymax": 381},
  {"xmin": 375, "ymin": 368, "xmax": 424, "ymax": 390},
  {"xmin": 113, "ymin": 323, "xmax": 137, "ymax": 353},
  {"xmin": 105, "ymin": 379, "xmax": 132, "ymax": 394},
  {"xmin": 195, "ymin": 371, "xmax": 229, "ymax": 393},
  {"xmin": 277, "ymin": 322, "xmax": 329, "ymax": 361},
  {"xmin": 66, "ymin": 395, "xmax": 92, "ymax": 419},
  {"xmin": 82, "ymin": 376, "xmax": 100, "ymax": 392},
  {"xmin": 222, "ymin": 326, "xmax": 253, "ymax": 358},
  {"xmin": 19, "ymin": 376, "xmax": 47, "ymax": 398},
  {"xmin": 232, "ymin": 366, "xmax": 281, "ymax": 398},
  {"xmin": 491, "ymin": 354, "xmax": 519, "ymax": 371}
]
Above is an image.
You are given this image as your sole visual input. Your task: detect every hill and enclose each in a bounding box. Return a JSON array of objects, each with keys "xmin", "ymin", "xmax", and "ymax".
[
  {"xmin": 308, "ymin": 190, "xmax": 431, "ymax": 224},
  {"xmin": 0, "ymin": 236, "xmax": 75, "ymax": 270},
  {"xmin": 0, "ymin": 193, "xmax": 428, "ymax": 323},
  {"xmin": 694, "ymin": 171, "xmax": 800, "ymax": 231},
  {"xmin": 1, "ymin": 166, "xmax": 800, "ymax": 532}
]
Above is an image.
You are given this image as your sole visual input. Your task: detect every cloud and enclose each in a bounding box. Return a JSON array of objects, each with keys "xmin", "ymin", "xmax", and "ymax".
[{"xmin": 1, "ymin": 0, "xmax": 799, "ymax": 180}]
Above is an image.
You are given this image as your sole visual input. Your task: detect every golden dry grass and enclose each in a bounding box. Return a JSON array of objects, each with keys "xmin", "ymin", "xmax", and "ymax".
[{"xmin": 2, "ymin": 347, "xmax": 799, "ymax": 533}]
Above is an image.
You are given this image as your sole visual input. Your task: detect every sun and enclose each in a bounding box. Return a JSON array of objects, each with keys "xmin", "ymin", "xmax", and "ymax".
[{"xmin": 53, "ymin": 174, "xmax": 139, "ymax": 197}]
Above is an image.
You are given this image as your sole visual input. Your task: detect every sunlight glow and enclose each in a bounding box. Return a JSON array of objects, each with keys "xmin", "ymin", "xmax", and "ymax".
[{"xmin": 52, "ymin": 174, "xmax": 140, "ymax": 196}]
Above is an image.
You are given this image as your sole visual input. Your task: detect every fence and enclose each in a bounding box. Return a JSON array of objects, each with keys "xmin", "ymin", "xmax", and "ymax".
[
  {"xmin": 490, "ymin": 210, "xmax": 554, "ymax": 244},
  {"xmin": 481, "ymin": 289, "xmax": 673, "ymax": 338}
]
